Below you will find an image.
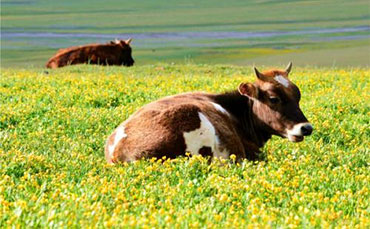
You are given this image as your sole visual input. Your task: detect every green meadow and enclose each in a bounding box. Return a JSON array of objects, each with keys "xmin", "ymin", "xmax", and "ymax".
[
  {"xmin": 0, "ymin": 65, "xmax": 369, "ymax": 227},
  {"xmin": 1, "ymin": 0, "xmax": 370, "ymax": 67},
  {"xmin": 1, "ymin": 0, "xmax": 370, "ymax": 227}
]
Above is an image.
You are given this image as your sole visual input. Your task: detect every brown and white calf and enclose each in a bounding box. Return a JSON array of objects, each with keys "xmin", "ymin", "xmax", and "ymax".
[{"xmin": 105, "ymin": 63, "xmax": 313, "ymax": 163}]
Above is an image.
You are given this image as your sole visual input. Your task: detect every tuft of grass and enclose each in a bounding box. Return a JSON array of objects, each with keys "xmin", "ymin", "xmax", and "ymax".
[{"xmin": 0, "ymin": 64, "xmax": 369, "ymax": 227}]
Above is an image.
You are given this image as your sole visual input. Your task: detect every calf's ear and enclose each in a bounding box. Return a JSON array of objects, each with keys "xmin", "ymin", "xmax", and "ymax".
[{"xmin": 238, "ymin": 83, "xmax": 258, "ymax": 98}]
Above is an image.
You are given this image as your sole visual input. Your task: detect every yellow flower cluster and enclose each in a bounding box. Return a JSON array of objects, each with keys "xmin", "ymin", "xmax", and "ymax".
[{"xmin": 0, "ymin": 65, "xmax": 369, "ymax": 227}]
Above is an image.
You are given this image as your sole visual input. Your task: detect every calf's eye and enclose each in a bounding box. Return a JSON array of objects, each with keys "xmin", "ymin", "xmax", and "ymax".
[{"xmin": 269, "ymin": 97, "xmax": 280, "ymax": 104}]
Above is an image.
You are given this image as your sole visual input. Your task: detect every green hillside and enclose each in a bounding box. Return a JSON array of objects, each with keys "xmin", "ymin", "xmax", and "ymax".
[{"xmin": 1, "ymin": 0, "xmax": 369, "ymax": 67}]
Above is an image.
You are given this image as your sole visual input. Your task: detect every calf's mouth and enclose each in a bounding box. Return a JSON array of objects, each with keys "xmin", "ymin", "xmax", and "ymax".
[{"xmin": 288, "ymin": 135, "xmax": 304, "ymax": 142}]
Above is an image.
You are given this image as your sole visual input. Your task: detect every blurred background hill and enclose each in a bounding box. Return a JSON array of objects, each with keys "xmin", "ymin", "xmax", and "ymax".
[{"xmin": 1, "ymin": 0, "xmax": 369, "ymax": 67}]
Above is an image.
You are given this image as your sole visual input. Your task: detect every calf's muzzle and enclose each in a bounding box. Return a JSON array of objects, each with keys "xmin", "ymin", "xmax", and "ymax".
[{"xmin": 300, "ymin": 123, "xmax": 313, "ymax": 136}]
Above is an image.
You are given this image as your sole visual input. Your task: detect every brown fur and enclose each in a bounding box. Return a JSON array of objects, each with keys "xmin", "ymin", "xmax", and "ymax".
[
  {"xmin": 105, "ymin": 64, "xmax": 312, "ymax": 163},
  {"xmin": 45, "ymin": 40, "xmax": 134, "ymax": 69}
]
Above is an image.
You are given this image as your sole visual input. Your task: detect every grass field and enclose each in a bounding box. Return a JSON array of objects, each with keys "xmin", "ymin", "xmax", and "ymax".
[
  {"xmin": 1, "ymin": 64, "xmax": 369, "ymax": 227},
  {"xmin": 1, "ymin": 0, "xmax": 370, "ymax": 67}
]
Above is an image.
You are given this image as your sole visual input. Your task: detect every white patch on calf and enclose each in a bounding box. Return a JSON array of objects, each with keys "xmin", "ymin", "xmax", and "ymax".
[
  {"xmin": 183, "ymin": 112, "xmax": 229, "ymax": 159},
  {"xmin": 274, "ymin": 75, "xmax": 290, "ymax": 88},
  {"xmin": 211, "ymin": 102, "xmax": 229, "ymax": 115},
  {"xmin": 183, "ymin": 112, "xmax": 216, "ymax": 155},
  {"xmin": 108, "ymin": 126, "xmax": 127, "ymax": 158}
]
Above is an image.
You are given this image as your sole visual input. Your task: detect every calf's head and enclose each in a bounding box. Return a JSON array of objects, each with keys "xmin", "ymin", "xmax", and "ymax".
[
  {"xmin": 238, "ymin": 63, "xmax": 313, "ymax": 142},
  {"xmin": 114, "ymin": 38, "xmax": 135, "ymax": 66}
]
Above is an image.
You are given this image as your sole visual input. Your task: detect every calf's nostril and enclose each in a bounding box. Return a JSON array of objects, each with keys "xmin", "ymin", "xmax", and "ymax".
[{"xmin": 301, "ymin": 124, "xmax": 313, "ymax": 136}]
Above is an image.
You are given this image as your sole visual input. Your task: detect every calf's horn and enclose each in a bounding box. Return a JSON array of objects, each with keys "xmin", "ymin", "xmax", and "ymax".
[
  {"xmin": 285, "ymin": 62, "xmax": 292, "ymax": 74},
  {"xmin": 126, "ymin": 38, "xmax": 132, "ymax": 45},
  {"xmin": 253, "ymin": 66, "xmax": 266, "ymax": 81}
]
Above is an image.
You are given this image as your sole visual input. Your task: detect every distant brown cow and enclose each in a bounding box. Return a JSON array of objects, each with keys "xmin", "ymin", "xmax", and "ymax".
[
  {"xmin": 105, "ymin": 63, "xmax": 313, "ymax": 163},
  {"xmin": 46, "ymin": 39, "xmax": 134, "ymax": 69}
]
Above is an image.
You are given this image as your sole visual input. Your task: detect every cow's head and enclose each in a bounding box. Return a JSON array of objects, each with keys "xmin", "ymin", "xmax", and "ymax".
[
  {"xmin": 238, "ymin": 63, "xmax": 313, "ymax": 142},
  {"xmin": 113, "ymin": 38, "xmax": 135, "ymax": 66}
]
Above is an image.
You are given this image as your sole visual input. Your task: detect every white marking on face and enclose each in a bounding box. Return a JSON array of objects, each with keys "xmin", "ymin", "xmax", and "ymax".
[
  {"xmin": 286, "ymin": 122, "xmax": 312, "ymax": 141},
  {"xmin": 183, "ymin": 112, "xmax": 216, "ymax": 155},
  {"xmin": 211, "ymin": 102, "xmax": 229, "ymax": 115},
  {"xmin": 108, "ymin": 126, "xmax": 127, "ymax": 158},
  {"xmin": 274, "ymin": 75, "xmax": 290, "ymax": 88}
]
